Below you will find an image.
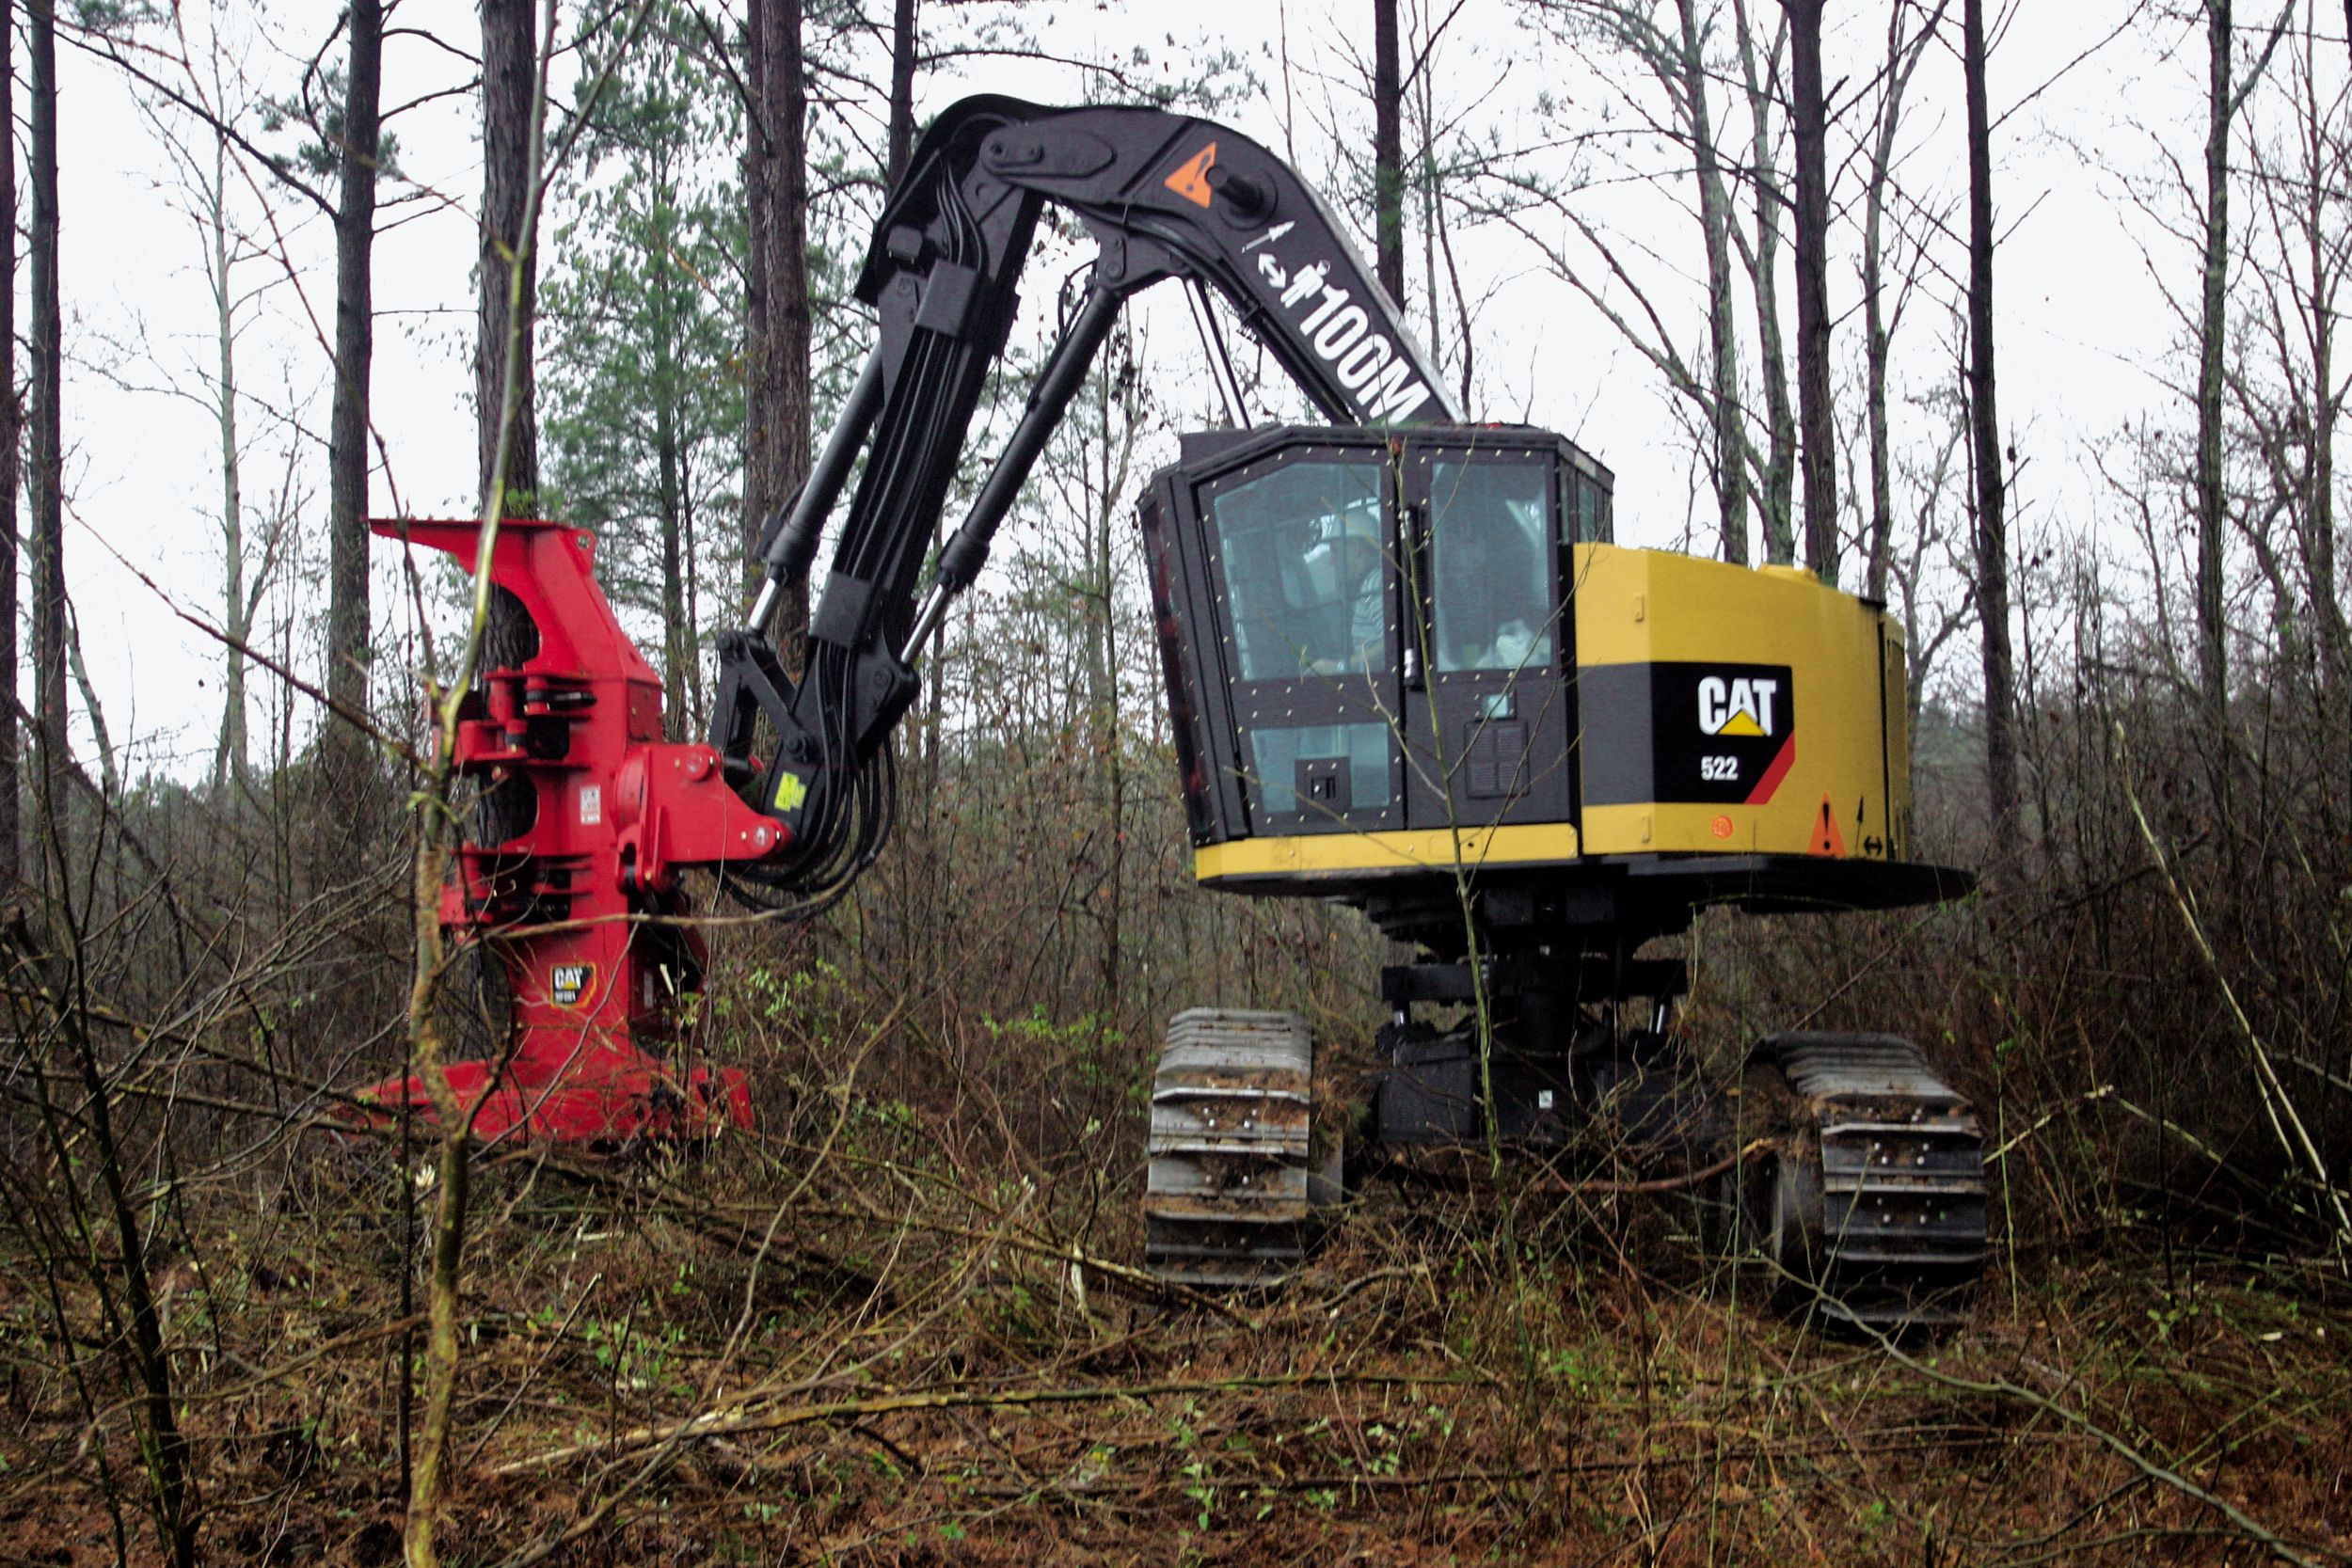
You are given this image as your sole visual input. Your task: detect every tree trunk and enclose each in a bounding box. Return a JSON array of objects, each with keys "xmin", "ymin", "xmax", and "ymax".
[
  {"xmin": 64, "ymin": 606, "xmax": 117, "ymax": 800},
  {"xmin": 1786, "ymin": 0, "xmax": 1836, "ymax": 585},
  {"xmin": 0, "ymin": 0, "xmax": 20, "ymax": 886},
  {"xmin": 1965, "ymin": 0, "xmax": 2018, "ymax": 832},
  {"xmin": 479, "ymin": 0, "xmax": 541, "ymax": 512},
  {"xmin": 1864, "ymin": 0, "xmax": 1937, "ymax": 597},
  {"xmin": 1374, "ymin": 0, "xmax": 1405, "ymax": 305},
  {"xmin": 2196, "ymin": 0, "xmax": 2232, "ymax": 737},
  {"xmin": 212, "ymin": 130, "xmax": 249, "ymax": 793},
  {"xmin": 1089, "ymin": 350, "xmax": 1124, "ymax": 1024},
  {"xmin": 2294, "ymin": 13, "xmax": 2345, "ymax": 691},
  {"xmin": 28, "ymin": 0, "xmax": 64, "ymax": 820},
  {"xmin": 656, "ymin": 339, "xmax": 689, "ymax": 734},
  {"xmin": 1732, "ymin": 0, "xmax": 1795, "ymax": 562},
  {"xmin": 1864, "ymin": 7, "xmax": 1899, "ymax": 596},
  {"xmin": 888, "ymin": 0, "xmax": 918, "ymax": 187},
  {"xmin": 1675, "ymin": 0, "xmax": 1745, "ymax": 564},
  {"xmin": 649, "ymin": 133, "xmax": 691, "ymax": 734},
  {"xmin": 324, "ymin": 0, "xmax": 381, "ymax": 830},
  {"xmin": 744, "ymin": 0, "xmax": 812, "ymax": 666},
  {"xmin": 659, "ymin": 414, "xmax": 687, "ymax": 733},
  {"xmin": 478, "ymin": 0, "xmax": 543, "ymax": 849},
  {"xmin": 1863, "ymin": 146, "xmax": 1894, "ymax": 596}
]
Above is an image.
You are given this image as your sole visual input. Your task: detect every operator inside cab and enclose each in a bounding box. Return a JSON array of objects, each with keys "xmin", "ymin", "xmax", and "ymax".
[
  {"xmin": 1431, "ymin": 465, "xmax": 1553, "ymax": 674},
  {"xmin": 1210, "ymin": 448, "xmax": 1566, "ymax": 683}
]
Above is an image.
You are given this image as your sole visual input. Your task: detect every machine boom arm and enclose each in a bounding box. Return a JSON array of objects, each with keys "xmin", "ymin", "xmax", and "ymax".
[{"xmin": 707, "ymin": 96, "xmax": 1454, "ymax": 911}]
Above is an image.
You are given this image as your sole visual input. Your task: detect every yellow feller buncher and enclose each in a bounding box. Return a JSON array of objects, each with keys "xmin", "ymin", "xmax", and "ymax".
[{"xmin": 375, "ymin": 98, "xmax": 1982, "ymax": 1332}]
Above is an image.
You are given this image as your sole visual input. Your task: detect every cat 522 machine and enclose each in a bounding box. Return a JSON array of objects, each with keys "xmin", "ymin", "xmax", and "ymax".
[{"xmin": 365, "ymin": 97, "xmax": 1985, "ymax": 1328}]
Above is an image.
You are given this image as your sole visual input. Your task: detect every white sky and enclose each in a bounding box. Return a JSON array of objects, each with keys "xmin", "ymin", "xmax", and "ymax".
[{"xmin": 36, "ymin": 0, "xmax": 2256, "ymax": 781}]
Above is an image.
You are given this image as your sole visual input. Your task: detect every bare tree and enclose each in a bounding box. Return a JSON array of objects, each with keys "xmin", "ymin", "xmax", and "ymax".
[
  {"xmin": 207, "ymin": 121, "xmax": 253, "ymax": 790},
  {"xmin": 1864, "ymin": 0, "xmax": 1943, "ymax": 597},
  {"xmin": 144, "ymin": 108, "xmax": 294, "ymax": 795},
  {"xmin": 1510, "ymin": 0, "xmax": 1756, "ymax": 561},
  {"xmin": 1732, "ymin": 0, "xmax": 1795, "ymax": 562},
  {"xmin": 1677, "ymin": 0, "xmax": 1748, "ymax": 562},
  {"xmin": 72, "ymin": 4, "xmax": 391, "ymax": 821},
  {"xmin": 1964, "ymin": 0, "xmax": 2016, "ymax": 831},
  {"xmin": 1887, "ymin": 379, "xmax": 1975, "ymax": 722},
  {"xmin": 0, "ymin": 0, "xmax": 18, "ymax": 886},
  {"xmin": 2239, "ymin": 0, "xmax": 2351, "ymax": 691},
  {"xmin": 2195, "ymin": 0, "xmax": 2295, "ymax": 735},
  {"xmin": 1786, "ymin": 0, "xmax": 1836, "ymax": 584}
]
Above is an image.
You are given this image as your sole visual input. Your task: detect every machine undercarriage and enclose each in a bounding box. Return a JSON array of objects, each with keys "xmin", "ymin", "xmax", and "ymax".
[
  {"xmin": 1142, "ymin": 1008, "xmax": 1987, "ymax": 1329},
  {"xmin": 1142, "ymin": 886, "xmax": 1988, "ymax": 1330}
]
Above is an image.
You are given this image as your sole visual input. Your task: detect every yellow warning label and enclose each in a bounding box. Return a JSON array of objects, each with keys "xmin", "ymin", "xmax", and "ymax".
[{"xmin": 772, "ymin": 770, "xmax": 807, "ymax": 812}]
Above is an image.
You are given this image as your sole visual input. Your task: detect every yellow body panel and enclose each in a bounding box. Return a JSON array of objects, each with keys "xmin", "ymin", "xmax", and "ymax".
[
  {"xmin": 1194, "ymin": 822, "xmax": 1580, "ymax": 882},
  {"xmin": 1190, "ymin": 544, "xmax": 1911, "ymax": 885},
  {"xmin": 1569, "ymin": 546, "xmax": 1909, "ymax": 862}
]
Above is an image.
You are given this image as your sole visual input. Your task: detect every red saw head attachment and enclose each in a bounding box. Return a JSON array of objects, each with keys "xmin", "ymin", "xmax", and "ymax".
[{"xmin": 350, "ymin": 517, "xmax": 788, "ymax": 1145}]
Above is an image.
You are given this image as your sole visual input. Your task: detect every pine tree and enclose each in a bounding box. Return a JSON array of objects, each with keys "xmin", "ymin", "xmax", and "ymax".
[{"xmin": 542, "ymin": 9, "xmax": 746, "ymax": 733}]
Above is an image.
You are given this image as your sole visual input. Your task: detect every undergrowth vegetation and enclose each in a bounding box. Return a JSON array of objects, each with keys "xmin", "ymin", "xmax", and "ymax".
[
  {"xmin": 7, "ymin": 659, "xmax": 2352, "ymax": 1564},
  {"xmin": 8, "ymin": 0, "xmax": 2352, "ymax": 1559}
]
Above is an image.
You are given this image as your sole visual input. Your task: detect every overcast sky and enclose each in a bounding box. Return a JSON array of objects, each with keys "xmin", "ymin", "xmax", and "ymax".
[{"xmin": 36, "ymin": 0, "xmax": 2243, "ymax": 782}]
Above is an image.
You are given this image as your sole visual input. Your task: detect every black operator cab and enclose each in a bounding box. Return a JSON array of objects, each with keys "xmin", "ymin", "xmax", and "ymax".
[{"xmin": 1140, "ymin": 424, "xmax": 1613, "ymax": 896}]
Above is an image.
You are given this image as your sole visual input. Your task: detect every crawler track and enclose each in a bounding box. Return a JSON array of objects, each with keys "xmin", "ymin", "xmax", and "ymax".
[
  {"xmin": 1735, "ymin": 1033, "xmax": 1988, "ymax": 1330},
  {"xmin": 1142, "ymin": 1010, "xmax": 1316, "ymax": 1289}
]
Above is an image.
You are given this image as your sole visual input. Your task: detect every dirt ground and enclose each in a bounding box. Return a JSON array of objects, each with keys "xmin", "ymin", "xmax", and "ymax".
[{"xmin": 5, "ymin": 1141, "xmax": 2349, "ymax": 1568}]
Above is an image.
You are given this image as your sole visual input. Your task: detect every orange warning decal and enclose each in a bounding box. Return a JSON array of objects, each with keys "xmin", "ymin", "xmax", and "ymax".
[
  {"xmin": 1164, "ymin": 142, "xmax": 1217, "ymax": 208},
  {"xmin": 1808, "ymin": 794, "xmax": 1846, "ymax": 857}
]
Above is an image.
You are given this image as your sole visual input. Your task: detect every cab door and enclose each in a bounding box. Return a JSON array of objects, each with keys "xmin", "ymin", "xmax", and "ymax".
[
  {"xmin": 1194, "ymin": 445, "xmax": 1405, "ymax": 835},
  {"xmin": 1399, "ymin": 442, "xmax": 1576, "ymax": 832}
]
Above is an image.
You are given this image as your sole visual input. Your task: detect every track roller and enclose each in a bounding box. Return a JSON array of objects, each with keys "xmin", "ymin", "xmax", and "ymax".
[{"xmin": 1720, "ymin": 1032, "xmax": 1986, "ymax": 1331}]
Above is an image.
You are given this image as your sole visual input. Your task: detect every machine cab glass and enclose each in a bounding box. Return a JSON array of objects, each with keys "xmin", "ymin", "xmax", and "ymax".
[{"xmin": 1140, "ymin": 427, "xmax": 1612, "ymax": 856}]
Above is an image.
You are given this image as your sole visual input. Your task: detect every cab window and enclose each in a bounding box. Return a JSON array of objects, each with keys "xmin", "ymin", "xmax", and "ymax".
[
  {"xmin": 1205, "ymin": 457, "xmax": 1389, "ymax": 681},
  {"xmin": 1429, "ymin": 459, "xmax": 1555, "ymax": 673},
  {"xmin": 1561, "ymin": 468, "xmax": 1613, "ymax": 545}
]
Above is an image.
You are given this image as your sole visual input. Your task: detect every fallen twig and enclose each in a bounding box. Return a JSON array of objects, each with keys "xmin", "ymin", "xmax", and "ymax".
[
  {"xmin": 485, "ymin": 1370, "xmax": 1479, "ymax": 1477},
  {"xmin": 1868, "ymin": 1324, "xmax": 2321, "ymax": 1568},
  {"xmin": 1545, "ymin": 1137, "xmax": 1775, "ymax": 1196}
]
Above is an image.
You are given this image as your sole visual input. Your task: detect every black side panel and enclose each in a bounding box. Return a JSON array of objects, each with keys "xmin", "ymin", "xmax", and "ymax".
[
  {"xmin": 1140, "ymin": 481, "xmax": 1234, "ymax": 844},
  {"xmin": 1579, "ymin": 664, "xmax": 1656, "ymax": 807},
  {"xmin": 1582, "ymin": 661, "xmax": 1796, "ymax": 807}
]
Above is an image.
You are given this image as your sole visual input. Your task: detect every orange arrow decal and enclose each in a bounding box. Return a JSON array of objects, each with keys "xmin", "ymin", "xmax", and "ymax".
[{"xmin": 1164, "ymin": 142, "xmax": 1217, "ymax": 208}]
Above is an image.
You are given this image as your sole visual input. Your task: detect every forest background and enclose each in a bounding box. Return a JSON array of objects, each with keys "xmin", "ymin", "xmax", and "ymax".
[{"xmin": 8, "ymin": 0, "xmax": 2352, "ymax": 1563}]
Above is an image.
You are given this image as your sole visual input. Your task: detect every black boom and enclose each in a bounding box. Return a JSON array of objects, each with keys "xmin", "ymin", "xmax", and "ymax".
[{"xmin": 707, "ymin": 97, "xmax": 1456, "ymax": 912}]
